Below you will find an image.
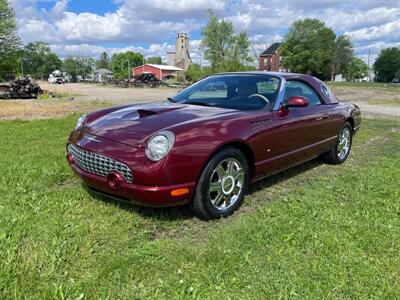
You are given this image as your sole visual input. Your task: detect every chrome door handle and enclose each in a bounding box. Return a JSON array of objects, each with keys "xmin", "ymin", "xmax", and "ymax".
[{"xmin": 316, "ymin": 114, "xmax": 329, "ymax": 121}]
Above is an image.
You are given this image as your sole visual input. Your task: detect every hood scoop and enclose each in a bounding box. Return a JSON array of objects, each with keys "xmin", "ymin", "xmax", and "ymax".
[
  {"xmin": 115, "ymin": 106, "xmax": 183, "ymax": 121},
  {"xmin": 137, "ymin": 109, "xmax": 158, "ymax": 118}
]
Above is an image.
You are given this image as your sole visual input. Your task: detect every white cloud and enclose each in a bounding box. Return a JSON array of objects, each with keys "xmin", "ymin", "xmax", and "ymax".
[
  {"xmin": 12, "ymin": 0, "xmax": 206, "ymax": 44},
  {"xmin": 120, "ymin": 0, "xmax": 226, "ymax": 21},
  {"xmin": 51, "ymin": 0, "xmax": 68, "ymax": 17},
  {"xmin": 356, "ymin": 41, "xmax": 400, "ymax": 52},
  {"xmin": 345, "ymin": 20, "xmax": 400, "ymax": 42},
  {"xmin": 325, "ymin": 7, "xmax": 400, "ymax": 31},
  {"xmin": 55, "ymin": 12, "xmax": 124, "ymax": 42},
  {"xmin": 18, "ymin": 18, "xmax": 60, "ymax": 42}
]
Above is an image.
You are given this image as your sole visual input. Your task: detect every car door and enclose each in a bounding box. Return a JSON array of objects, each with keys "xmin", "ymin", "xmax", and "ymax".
[
  {"xmin": 281, "ymin": 80, "xmax": 337, "ymax": 149},
  {"xmin": 253, "ymin": 80, "xmax": 336, "ymax": 178}
]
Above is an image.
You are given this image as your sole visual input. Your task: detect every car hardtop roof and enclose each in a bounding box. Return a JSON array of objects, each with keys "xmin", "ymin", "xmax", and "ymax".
[
  {"xmin": 212, "ymin": 71, "xmax": 322, "ymax": 84},
  {"xmin": 214, "ymin": 71, "xmax": 316, "ymax": 79}
]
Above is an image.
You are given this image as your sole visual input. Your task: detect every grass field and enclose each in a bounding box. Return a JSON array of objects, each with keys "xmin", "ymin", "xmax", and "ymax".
[{"xmin": 1, "ymin": 116, "xmax": 399, "ymax": 299}]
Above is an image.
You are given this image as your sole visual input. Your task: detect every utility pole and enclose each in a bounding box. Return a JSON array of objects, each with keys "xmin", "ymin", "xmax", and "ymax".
[
  {"xmin": 367, "ymin": 48, "xmax": 371, "ymax": 82},
  {"xmin": 75, "ymin": 57, "xmax": 79, "ymax": 83}
]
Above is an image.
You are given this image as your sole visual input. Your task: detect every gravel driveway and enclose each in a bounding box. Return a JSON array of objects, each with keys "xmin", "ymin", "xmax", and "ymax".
[{"xmin": 42, "ymin": 82, "xmax": 180, "ymax": 104}]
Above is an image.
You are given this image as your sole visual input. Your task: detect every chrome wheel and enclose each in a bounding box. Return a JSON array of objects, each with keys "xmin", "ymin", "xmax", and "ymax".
[
  {"xmin": 209, "ymin": 158, "xmax": 245, "ymax": 211},
  {"xmin": 337, "ymin": 127, "xmax": 351, "ymax": 160}
]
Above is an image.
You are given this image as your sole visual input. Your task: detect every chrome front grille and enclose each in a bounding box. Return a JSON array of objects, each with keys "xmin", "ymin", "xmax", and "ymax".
[{"xmin": 68, "ymin": 144, "xmax": 133, "ymax": 183}]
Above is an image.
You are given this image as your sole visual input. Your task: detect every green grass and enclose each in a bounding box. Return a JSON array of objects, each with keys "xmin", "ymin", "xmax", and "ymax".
[
  {"xmin": 1, "ymin": 116, "xmax": 400, "ymax": 299},
  {"xmin": 367, "ymin": 98, "xmax": 400, "ymax": 106}
]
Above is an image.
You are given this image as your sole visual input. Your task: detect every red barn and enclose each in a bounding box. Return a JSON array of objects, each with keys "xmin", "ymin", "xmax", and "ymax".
[{"xmin": 132, "ymin": 64, "xmax": 183, "ymax": 80}]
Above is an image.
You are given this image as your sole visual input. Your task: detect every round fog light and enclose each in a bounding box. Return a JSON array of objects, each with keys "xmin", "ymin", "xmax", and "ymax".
[{"xmin": 107, "ymin": 171, "xmax": 125, "ymax": 190}]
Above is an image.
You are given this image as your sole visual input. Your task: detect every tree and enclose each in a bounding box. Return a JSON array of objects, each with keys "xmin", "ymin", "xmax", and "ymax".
[
  {"xmin": 374, "ymin": 47, "xmax": 400, "ymax": 82},
  {"xmin": 21, "ymin": 42, "xmax": 62, "ymax": 79},
  {"xmin": 201, "ymin": 10, "xmax": 252, "ymax": 72},
  {"xmin": 330, "ymin": 35, "xmax": 353, "ymax": 81},
  {"xmin": 146, "ymin": 56, "xmax": 162, "ymax": 64},
  {"xmin": 110, "ymin": 51, "xmax": 144, "ymax": 79},
  {"xmin": 185, "ymin": 64, "xmax": 203, "ymax": 83},
  {"xmin": 96, "ymin": 52, "xmax": 110, "ymax": 69},
  {"xmin": 343, "ymin": 57, "xmax": 368, "ymax": 81},
  {"xmin": 395, "ymin": 69, "xmax": 400, "ymax": 80},
  {"xmin": 63, "ymin": 56, "xmax": 95, "ymax": 82},
  {"xmin": 280, "ymin": 18, "xmax": 336, "ymax": 80},
  {"xmin": 0, "ymin": 0, "xmax": 21, "ymax": 80}
]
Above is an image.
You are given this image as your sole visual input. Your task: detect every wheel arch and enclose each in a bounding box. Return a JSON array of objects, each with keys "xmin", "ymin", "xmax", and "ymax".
[
  {"xmin": 205, "ymin": 140, "xmax": 256, "ymax": 180},
  {"xmin": 345, "ymin": 117, "xmax": 355, "ymax": 131}
]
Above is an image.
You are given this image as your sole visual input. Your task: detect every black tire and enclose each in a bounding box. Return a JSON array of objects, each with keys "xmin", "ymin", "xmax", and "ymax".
[
  {"xmin": 322, "ymin": 122, "xmax": 353, "ymax": 164},
  {"xmin": 191, "ymin": 147, "xmax": 250, "ymax": 219}
]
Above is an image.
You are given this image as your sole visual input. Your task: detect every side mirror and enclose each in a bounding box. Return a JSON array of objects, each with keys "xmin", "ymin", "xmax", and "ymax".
[{"xmin": 286, "ymin": 96, "xmax": 309, "ymax": 108}]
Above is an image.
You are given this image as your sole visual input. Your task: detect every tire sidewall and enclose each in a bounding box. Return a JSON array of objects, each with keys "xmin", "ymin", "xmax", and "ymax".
[{"xmin": 196, "ymin": 147, "xmax": 249, "ymax": 218}]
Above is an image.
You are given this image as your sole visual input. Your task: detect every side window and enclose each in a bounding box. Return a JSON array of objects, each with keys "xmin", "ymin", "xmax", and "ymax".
[
  {"xmin": 285, "ymin": 81, "xmax": 321, "ymax": 106},
  {"xmin": 256, "ymin": 79, "xmax": 280, "ymax": 104},
  {"xmin": 189, "ymin": 81, "xmax": 227, "ymax": 100},
  {"xmin": 256, "ymin": 80, "xmax": 279, "ymax": 95}
]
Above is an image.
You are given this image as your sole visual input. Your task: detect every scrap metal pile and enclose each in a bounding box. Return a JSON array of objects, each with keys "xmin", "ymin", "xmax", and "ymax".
[
  {"xmin": 0, "ymin": 78, "xmax": 43, "ymax": 99},
  {"xmin": 104, "ymin": 74, "xmax": 166, "ymax": 88}
]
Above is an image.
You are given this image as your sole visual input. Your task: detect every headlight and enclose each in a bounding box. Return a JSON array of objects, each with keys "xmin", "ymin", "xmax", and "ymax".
[
  {"xmin": 75, "ymin": 114, "xmax": 87, "ymax": 129},
  {"xmin": 145, "ymin": 131, "xmax": 175, "ymax": 162}
]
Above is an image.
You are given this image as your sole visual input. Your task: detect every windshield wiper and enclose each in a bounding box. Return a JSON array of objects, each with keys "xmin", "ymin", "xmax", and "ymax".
[{"xmin": 184, "ymin": 101, "xmax": 212, "ymax": 107}]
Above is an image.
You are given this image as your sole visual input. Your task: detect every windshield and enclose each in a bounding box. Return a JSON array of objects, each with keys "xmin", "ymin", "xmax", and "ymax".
[{"xmin": 172, "ymin": 74, "xmax": 280, "ymax": 111}]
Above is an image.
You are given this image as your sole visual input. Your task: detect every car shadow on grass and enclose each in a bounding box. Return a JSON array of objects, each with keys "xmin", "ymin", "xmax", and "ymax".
[
  {"xmin": 83, "ymin": 184, "xmax": 196, "ymax": 221},
  {"xmin": 248, "ymin": 158, "xmax": 323, "ymax": 195},
  {"xmin": 83, "ymin": 158, "xmax": 324, "ymax": 221}
]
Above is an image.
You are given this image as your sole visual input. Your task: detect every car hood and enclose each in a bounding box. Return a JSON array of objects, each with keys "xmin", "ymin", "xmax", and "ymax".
[{"xmin": 83, "ymin": 101, "xmax": 239, "ymax": 146}]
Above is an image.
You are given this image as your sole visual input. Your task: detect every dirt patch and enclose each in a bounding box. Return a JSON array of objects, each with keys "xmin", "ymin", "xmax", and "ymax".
[
  {"xmin": 330, "ymin": 85, "xmax": 400, "ymax": 103},
  {"xmin": 0, "ymin": 99, "xmax": 110, "ymax": 120},
  {"xmin": 40, "ymin": 82, "xmax": 180, "ymax": 104}
]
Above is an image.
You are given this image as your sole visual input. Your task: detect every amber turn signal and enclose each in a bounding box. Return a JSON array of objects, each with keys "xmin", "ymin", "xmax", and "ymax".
[{"xmin": 171, "ymin": 188, "xmax": 189, "ymax": 197}]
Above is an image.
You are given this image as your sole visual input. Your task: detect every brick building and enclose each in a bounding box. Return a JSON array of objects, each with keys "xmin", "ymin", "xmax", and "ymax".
[{"xmin": 259, "ymin": 43, "xmax": 285, "ymax": 72}]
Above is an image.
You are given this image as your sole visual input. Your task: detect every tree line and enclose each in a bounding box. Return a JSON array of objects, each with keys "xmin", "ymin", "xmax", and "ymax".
[
  {"xmin": 3, "ymin": 38, "xmax": 164, "ymax": 82},
  {"xmin": 1, "ymin": 0, "xmax": 399, "ymax": 83}
]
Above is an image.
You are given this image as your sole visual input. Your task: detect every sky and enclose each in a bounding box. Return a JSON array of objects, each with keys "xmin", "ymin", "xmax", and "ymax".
[{"xmin": 9, "ymin": 0, "xmax": 400, "ymax": 66}]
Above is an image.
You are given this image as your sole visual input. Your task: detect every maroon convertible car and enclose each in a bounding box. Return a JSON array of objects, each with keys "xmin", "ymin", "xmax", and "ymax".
[{"xmin": 67, "ymin": 72, "xmax": 361, "ymax": 218}]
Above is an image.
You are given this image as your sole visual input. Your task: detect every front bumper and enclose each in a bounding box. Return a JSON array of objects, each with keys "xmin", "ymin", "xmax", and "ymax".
[{"xmin": 68, "ymin": 157, "xmax": 196, "ymax": 207}]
